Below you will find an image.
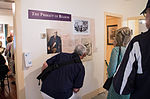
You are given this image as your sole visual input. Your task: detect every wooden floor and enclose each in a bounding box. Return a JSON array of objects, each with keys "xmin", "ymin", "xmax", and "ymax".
[{"xmin": 0, "ymin": 75, "xmax": 17, "ymax": 99}]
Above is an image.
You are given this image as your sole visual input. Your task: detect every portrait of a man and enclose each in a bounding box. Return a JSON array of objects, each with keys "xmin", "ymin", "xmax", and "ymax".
[{"xmin": 47, "ymin": 31, "xmax": 62, "ymax": 54}]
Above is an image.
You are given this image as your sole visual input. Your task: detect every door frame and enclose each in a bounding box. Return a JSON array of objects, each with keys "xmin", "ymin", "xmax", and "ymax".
[{"xmin": 104, "ymin": 12, "xmax": 123, "ymax": 83}]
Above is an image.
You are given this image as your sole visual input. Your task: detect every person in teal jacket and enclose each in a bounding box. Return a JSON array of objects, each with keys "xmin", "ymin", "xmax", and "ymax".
[{"xmin": 107, "ymin": 27, "xmax": 132, "ymax": 99}]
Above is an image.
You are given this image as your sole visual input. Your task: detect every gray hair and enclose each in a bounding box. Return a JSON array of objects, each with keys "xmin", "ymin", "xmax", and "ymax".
[
  {"xmin": 115, "ymin": 27, "xmax": 132, "ymax": 47},
  {"xmin": 74, "ymin": 44, "xmax": 87, "ymax": 56}
]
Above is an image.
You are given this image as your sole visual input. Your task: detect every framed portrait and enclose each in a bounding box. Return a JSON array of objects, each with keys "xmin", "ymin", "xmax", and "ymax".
[
  {"xmin": 0, "ymin": 24, "xmax": 3, "ymax": 33},
  {"xmin": 107, "ymin": 25, "xmax": 118, "ymax": 45},
  {"xmin": 46, "ymin": 29, "xmax": 62, "ymax": 54}
]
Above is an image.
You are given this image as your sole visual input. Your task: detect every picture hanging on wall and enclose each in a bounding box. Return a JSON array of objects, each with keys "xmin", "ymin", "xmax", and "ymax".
[
  {"xmin": 81, "ymin": 38, "xmax": 92, "ymax": 61},
  {"xmin": 47, "ymin": 16, "xmax": 95, "ymax": 61},
  {"xmin": 107, "ymin": 25, "xmax": 118, "ymax": 45},
  {"xmin": 73, "ymin": 19, "xmax": 90, "ymax": 34},
  {"xmin": 46, "ymin": 29, "xmax": 62, "ymax": 54},
  {"xmin": 0, "ymin": 24, "xmax": 3, "ymax": 33}
]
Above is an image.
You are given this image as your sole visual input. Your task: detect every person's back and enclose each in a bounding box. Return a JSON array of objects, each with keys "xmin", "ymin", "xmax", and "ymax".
[
  {"xmin": 113, "ymin": 29, "xmax": 150, "ymax": 99},
  {"xmin": 0, "ymin": 64, "xmax": 9, "ymax": 80},
  {"xmin": 107, "ymin": 27, "xmax": 132, "ymax": 99},
  {"xmin": 0, "ymin": 54, "xmax": 9, "ymax": 87},
  {"xmin": 129, "ymin": 31, "xmax": 150, "ymax": 98},
  {"xmin": 113, "ymin": 1, "xmax": 150, "ymax": 99},
  {"xmin": 41, "ymin": 52, "xmax": 84, "ymax": 98}
]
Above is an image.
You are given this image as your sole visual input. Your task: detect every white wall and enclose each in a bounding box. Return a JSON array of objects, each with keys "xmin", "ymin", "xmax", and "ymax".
[{"xmin": 18, "ymin": 0, "xmax": 147, "ymax": 99}]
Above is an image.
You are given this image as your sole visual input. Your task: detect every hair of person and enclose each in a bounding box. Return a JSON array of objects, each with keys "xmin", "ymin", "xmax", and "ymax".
[
  {"xmin": 74, "ymin": 44, "xmax": 87, "ymax": 56},
  {"xmin": 115, "ymin": 27, "xmax": 132, "ymax": 47},
  {"xmin": 7, "ymin": 36, "xmax": 13, "ymax": 43}
]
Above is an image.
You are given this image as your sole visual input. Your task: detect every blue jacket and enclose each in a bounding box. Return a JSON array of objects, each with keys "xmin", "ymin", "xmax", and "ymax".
[{"xmin": 41, "ymin": 52, "xmax": 85, "ymax": 99}]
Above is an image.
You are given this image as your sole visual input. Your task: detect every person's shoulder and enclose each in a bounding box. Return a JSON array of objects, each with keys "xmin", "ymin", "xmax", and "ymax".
[
  {"xmin": 59, "ymin": 52, "xmax": 69, "ymax": 55},
  {"xmin": 57, "ymin": 36, "xmax": 61, "ymax": 39},
  {"xmin": 129, "ymin": 34, "xmax": 141, "ymax": 43},
  {"xmin": 131, "ymin": 30, "xmax": 150, "ymax": 42},
  {"xmin": 58, "ymin": 52, "xmax": 71, "ymax": 58}
]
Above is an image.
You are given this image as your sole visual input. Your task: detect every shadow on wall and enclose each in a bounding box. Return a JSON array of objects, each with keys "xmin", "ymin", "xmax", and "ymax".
[
  {"xmin": 24, "ymin": 58, "xmax": 99, "ymax": 99},
  {"xmin": 24, "ymin": 67, "xmax": 82, "ymax": 99},
  {"xmin": 23, "ymin": 51, "xmax": 52, "ymax": 99},
  {"xmin": 25, "ymin": 67, "xmax": 42, "ymax": 99},
  {"xmin": 78, "ymin": 60, "xmax": 100, "ymax": 99}
]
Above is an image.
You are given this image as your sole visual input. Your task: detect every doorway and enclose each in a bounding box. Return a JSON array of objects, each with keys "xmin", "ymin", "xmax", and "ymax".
[
  {"xmin": 104, "ymin": 12, "xmax": 122, "ymax": 82},
  {"xmin": 127, "ymin": 16, "xmax": 147, "ymax": 37},
  {"xmin": 0, "ymin": 0, "xmax": 17, "ymax": 99}
]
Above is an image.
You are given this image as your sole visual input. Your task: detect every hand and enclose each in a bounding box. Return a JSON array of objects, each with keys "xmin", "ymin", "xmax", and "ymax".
[
  {"xmin": 48, "ymin": 47, "xmax": 50, "ymax": 50},
  {"xmin": 73, "ymin": 88, "xmax": 80, "ymax": 93},
  {"xmin": 42, "ymin": 62, "xmax": 48, "ymax": 71}
]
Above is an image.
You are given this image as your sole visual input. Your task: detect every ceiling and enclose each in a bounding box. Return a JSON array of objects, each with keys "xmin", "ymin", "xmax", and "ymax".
[
  {"xmin": 0, "ymin": 0, "xmax": 14, "ymax": 15},
  {"xmin": 0, "ymin": 0, "xmax": 14, "ymax": 3},
  {"xmin": 0, "ymin": 0, "xmax": 14, "ymax": 11}
]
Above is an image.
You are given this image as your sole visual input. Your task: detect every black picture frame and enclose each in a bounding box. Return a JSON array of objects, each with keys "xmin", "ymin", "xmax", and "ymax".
[{"xmin": 107, "ymin": 25, "xmax": 118, "ymax": 45}]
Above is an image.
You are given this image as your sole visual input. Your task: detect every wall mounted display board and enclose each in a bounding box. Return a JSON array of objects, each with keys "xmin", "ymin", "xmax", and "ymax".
[{"xmin": 46, "ymin": 16, "xmax": 95, "ymax": 61}]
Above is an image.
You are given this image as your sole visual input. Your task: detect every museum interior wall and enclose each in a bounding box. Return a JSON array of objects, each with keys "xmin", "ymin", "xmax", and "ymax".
[{"xmin": 15, "ymin": 0, "xmax": 147, "ymax": 99}]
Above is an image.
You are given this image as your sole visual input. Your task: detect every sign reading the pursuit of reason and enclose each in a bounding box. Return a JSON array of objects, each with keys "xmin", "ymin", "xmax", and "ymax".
[{"xmin": 28, "ymin": 9, "xmax": 71, "ymax": 21}]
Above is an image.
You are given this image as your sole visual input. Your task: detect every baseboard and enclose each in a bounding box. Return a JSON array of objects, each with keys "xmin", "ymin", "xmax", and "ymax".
[{"xmin": 82, "ymin": 87, "xmax": 105, "ymax": 99}]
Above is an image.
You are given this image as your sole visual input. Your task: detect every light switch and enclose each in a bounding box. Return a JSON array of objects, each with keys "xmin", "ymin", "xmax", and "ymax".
[{"xmin": 24, "ymin": 52, "xmax": 32, "ymax": 67}]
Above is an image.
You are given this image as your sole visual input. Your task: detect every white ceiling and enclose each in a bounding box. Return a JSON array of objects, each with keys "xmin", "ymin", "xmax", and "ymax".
[
  {"xmin": 0, "ymin": 0, "xmax": 14, "ymax": 15},
  {"xmin": 0, "ymin": 1, "xmax": 12, "ymax": 10}
]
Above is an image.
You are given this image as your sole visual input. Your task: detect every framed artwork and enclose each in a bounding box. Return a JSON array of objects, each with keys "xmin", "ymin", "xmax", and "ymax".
[
  {"xmin": 107, "ymin": 25, "xmax": 118, "ymax": 45},
  {"xmin": 46, "ymin": 29, "xmax": 62, "ymax": 54},
  {"xmin": 0, "ymin": 24, "xmax": 3, "ymax": 33},
  {"xmin": 73, "ymin": 19, "xmax": 90, "ymax": 34}
]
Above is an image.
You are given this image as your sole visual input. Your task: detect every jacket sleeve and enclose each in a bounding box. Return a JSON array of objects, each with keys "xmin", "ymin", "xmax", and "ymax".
[
  {"xmin": 107, "ymin": 48, "xmax": 119, "ymax": 78},
  {"xmin": 73, "ymin": 64, "xmax": 85, "ymax": 88},
  {"xmin": 113, "ymin": 37, "xmax": 142, "ymax": 95},
  {"xmin": 46, "ymin": 54, "xmax": 59, "ymax": 66}
]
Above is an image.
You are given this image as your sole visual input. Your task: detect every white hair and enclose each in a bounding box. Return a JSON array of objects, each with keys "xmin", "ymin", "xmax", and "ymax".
[{"xmin": 74, "ymin": 44, "xmax": 87, "ymax": 56}]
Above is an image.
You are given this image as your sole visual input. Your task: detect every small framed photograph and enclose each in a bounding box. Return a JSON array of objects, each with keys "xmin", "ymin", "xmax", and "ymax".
[
  {"xmin": 73, "ymin": 19, "xmax": 90, "ymax": 34},
  {"xmin": 107, "ymin": 25, "xmax": 118, "ymax": 45}
]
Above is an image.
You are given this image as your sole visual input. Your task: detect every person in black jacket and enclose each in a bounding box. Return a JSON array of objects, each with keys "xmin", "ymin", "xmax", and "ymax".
[
  {"xmin": 41, "ymin": 44, "xmax": 87, "ymax": 99},
  {"xmin": 0, "ymin": 54, "xmax": 9, "ymax": 88},
  {"xmin": 113, "ymin": 0, "xmax": 150, "ymax": 99}
]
